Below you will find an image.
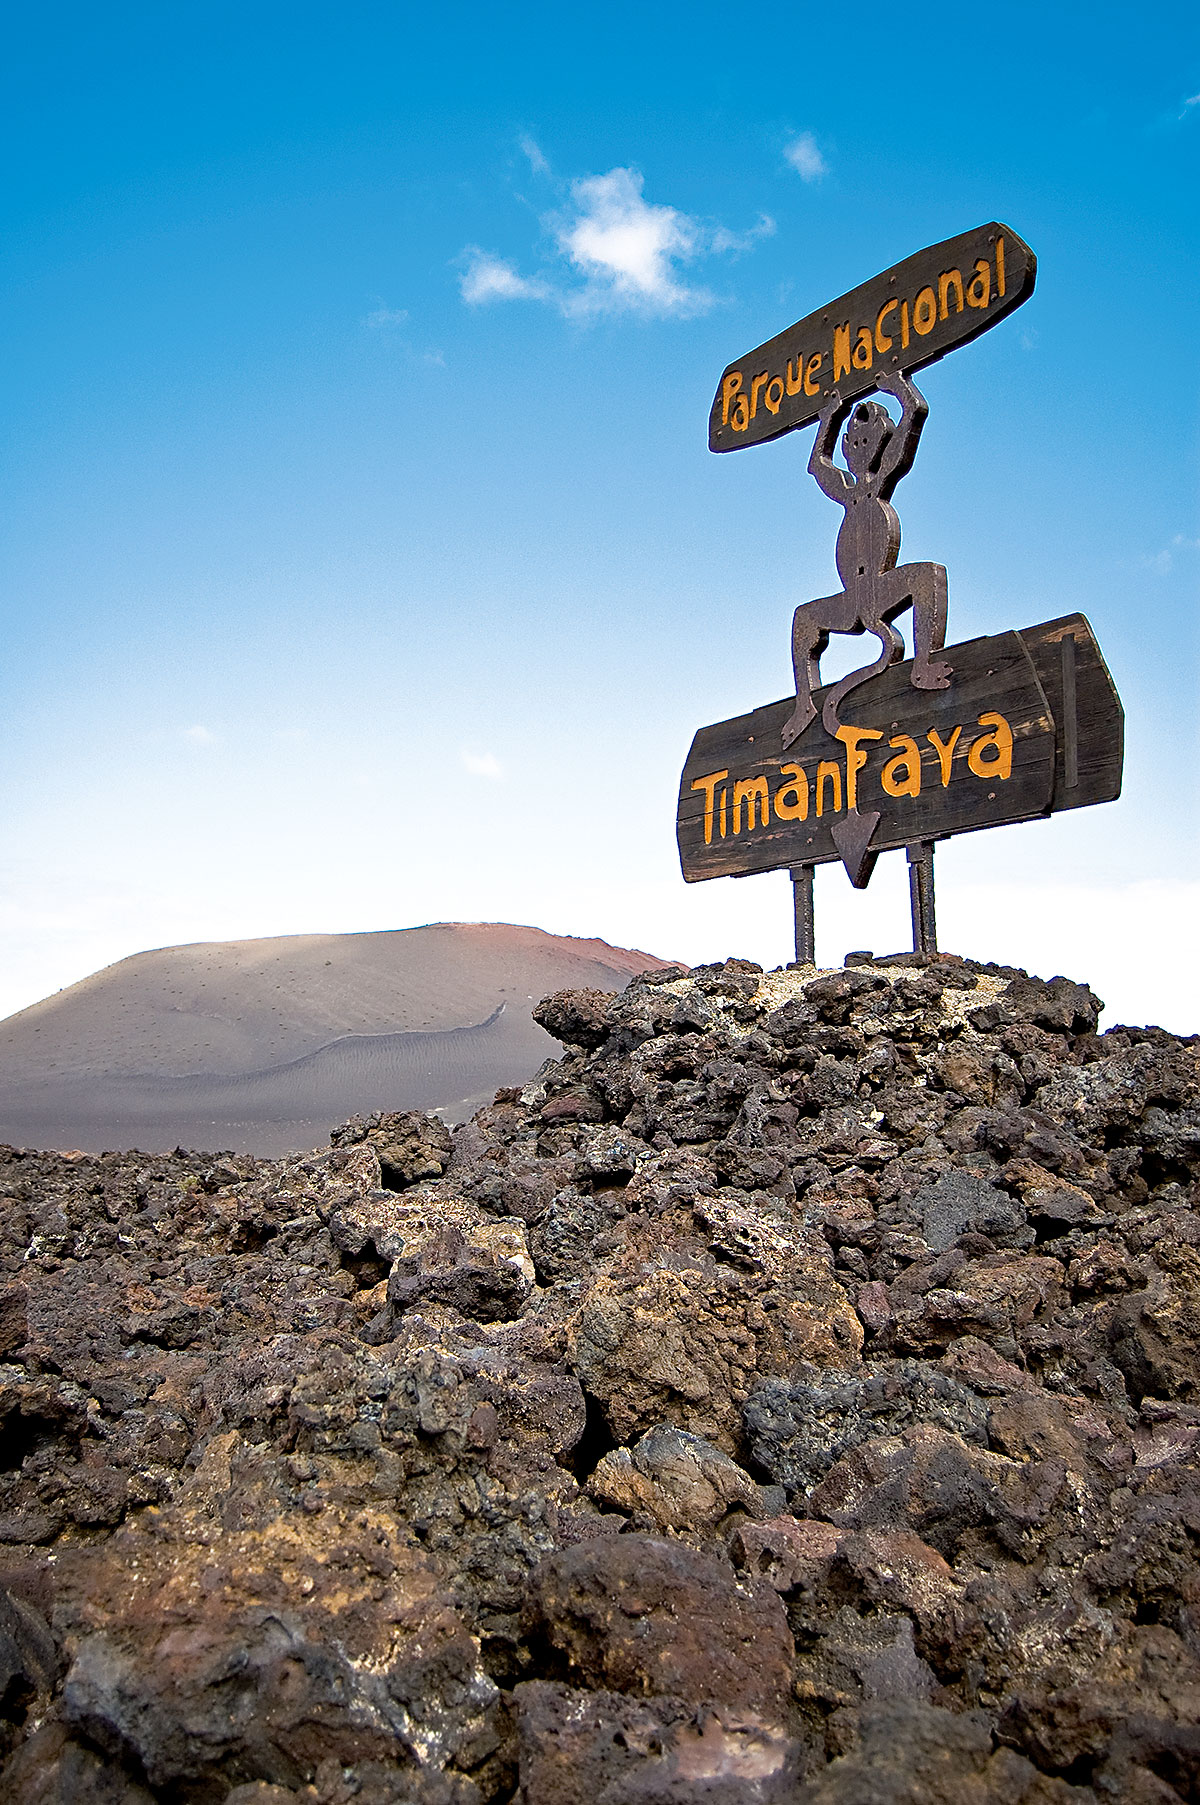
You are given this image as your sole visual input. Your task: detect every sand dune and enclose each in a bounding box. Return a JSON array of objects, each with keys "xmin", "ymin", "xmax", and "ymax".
[{"xmin": 0, "ymin": 922, "xmax": 673, "ymax": 1155}]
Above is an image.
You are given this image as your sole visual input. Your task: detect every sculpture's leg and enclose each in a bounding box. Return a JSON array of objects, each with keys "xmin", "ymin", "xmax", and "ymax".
[
  {"xmin": 904, "ymin": 564, "xmax": 952, "ymax": 691},
  {"xmin": 781, "ymin": 606, "xmax": 831, "ymax": 749}
]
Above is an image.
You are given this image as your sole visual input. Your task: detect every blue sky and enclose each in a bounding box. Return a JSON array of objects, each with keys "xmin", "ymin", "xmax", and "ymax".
[{"xmin": 2, "ymin": 1, "xmax": 1198, "ymax": 1029}]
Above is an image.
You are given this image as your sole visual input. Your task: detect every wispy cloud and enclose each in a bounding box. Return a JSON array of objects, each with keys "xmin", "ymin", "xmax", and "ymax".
[
  {"xmin": 1184, "ymin": 93, "xmax": 1200, "ymax": 113},
  {"xmin": 181, "ymin": 725, "xmax": 215, "ymax": 746},
  {"xmin": 459, "ymin": 158, "xmax": 769, "ymax": 321},
  {"xmin": 1141, "ymin": 533, "xmax": 1200, "ymax": 575},
  {"xmin": 460, "ymin": 250, "xmax": 549, "ymax": 306},
  {"xmin": 519, "ymin": 133, "xmax": 551, "ymax": 176},
  {"xmin": 363, "ymin": 303, "xmax": 444, "ymax": 365},
  {"xmin": 365, "ymin": 306, "xmax": 409, "ymax": 329},
  {"xmin": 461, "ymin": 748, "xmax": 503, "ymax": 781},
  {"xmin": 783, "ymin": 131, "xmax": 828, "ymax": 181},
  {"xmin": 711, "ymin": 214, "xmax": 776, "ymax": 255}
]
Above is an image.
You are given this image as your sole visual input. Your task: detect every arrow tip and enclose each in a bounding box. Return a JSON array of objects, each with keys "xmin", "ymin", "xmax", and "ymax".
[{"xmin": 831, "ymin": 809, "xmax": 881, "ymax": 889}]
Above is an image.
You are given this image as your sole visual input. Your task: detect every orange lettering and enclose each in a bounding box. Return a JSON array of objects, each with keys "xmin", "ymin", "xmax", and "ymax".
[
  {"xmin": 938, "ymin": 268, "xmax": 964, "ymax": 319},
  {"xmin": 881, "ymin": 735, "xmax": 921, "ymax": 799},
  {"xmin": 774, "ymin": 763, "xmax": 809, "ymax": 821},
  {"xmin": 835, "ymin": 725, "xmax": 883, "ymax": 810},
  {"xmin": 732, "ymin": 776, "xmax": 770, "ymax": 833},
  {"xmin": 912, "ymin": 286, "xmax": 937, "ymax": 336},
  {"xmin": 926, "ymin": 726, "xmax": 962, "ymax": 787},
  {"xmin": 816, "ymin": 760, "xmax": 843, "ymax": 816},
  {"xmin": 691, "ymin": 770, "xmax": 728, "ymax": 845},
  {"xmin": 967, "ymin": 713, "xmax": 1013, "ymax": 781}
]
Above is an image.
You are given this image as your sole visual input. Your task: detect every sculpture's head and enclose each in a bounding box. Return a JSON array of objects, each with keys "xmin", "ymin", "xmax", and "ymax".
[{"xmin": 841, "ymin": 401, "xmax": 893, "ymax": 479}]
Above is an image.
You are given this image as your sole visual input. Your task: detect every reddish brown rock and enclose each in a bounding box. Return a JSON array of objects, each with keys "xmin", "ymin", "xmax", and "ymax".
[
  {"xmin": 730, "ymin": 1515, "xmax": 844, "ymax": 1595},
  {"xmin": 513, "ymin": 1681, "xmax": 803, "ymax": 1805},
  {"xmin": 524, "ymin": 1535, "xmax": 794, "ymax": 1721}
]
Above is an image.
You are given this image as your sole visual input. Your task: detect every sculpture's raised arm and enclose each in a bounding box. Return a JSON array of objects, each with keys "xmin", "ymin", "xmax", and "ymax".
[
  {"xmin": 872, "ymin": 368, "xmax": 928, "ymax": 494},
  {"xmin": 807, "ymin": 390, "xmax": 854, "ymax": 502}
]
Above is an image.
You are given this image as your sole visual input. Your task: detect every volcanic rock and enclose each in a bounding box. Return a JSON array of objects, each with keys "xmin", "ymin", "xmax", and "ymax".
[{"xmin": 0, "ymin": 953, "xmax": 1197, "ymax": 1801}]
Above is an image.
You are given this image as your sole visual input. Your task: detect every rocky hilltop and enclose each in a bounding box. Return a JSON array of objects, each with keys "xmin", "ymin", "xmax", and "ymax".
[{"xmin": 0, "ymin": 954, "xmax": 1198, "ymax": 1803}]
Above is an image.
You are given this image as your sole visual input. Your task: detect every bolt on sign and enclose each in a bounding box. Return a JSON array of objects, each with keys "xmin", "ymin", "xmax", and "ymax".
[{"xmin": 678, "ymin": 223, "xmax": 1123, "ymax": 958}]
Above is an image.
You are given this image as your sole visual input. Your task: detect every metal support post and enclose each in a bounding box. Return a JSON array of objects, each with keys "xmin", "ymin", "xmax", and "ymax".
[
  {"xmin": 907, "ymin": 841, "xmax": 937, "ymax": 954},
  {"xmin": 790, "ymin": 865, "xmax": 815, "ymax": 965}
]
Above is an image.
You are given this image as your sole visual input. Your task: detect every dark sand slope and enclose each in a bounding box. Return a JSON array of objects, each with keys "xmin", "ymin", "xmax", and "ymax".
[{"xmin": 0, "ymin": 922, "xmax": 672, "ymax": 1154}]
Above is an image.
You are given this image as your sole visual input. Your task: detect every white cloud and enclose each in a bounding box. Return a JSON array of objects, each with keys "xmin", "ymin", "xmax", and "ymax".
[
  {"xmin": 460, "ymin": 748, "xmax": 503, "ymax": 781},
  {"xmin": 458, "ymin": 160, "xmax": 771, "ymax": 322},
  {"xmin": 181, "ymin": 725, "xmax": 215, "ymax": 746},
  {"xmin": 1186, "ymin": 93, "xmax": 1200, "ymax": 107},
  {"xmin": 519, "ymin": 133, "xmax": 551, "ymax": 176},
  {"xmin": 459, "ymin": 250, "xmax": 548, "ymax": 306},
  {"xmin": 552, "ymin": 167, "xmax": 708, "ymax": 317},
  {"xmin": 710, "ymin": 214, "xmax": 776, "ymax": 255},
  {"xmin": 783, "ymin": 131, "xmax": 828, "ymax": 181},
  {"xmin": 365, "ymin": 306, "xmax": 409, "ymax": 328}
]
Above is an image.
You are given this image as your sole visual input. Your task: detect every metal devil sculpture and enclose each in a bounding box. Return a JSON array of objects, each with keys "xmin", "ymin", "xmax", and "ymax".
[
  {"xmin": 784, "ymin": 369, "xmax": 950, "ymax": 748},
  {"xmin": 677, "ymin": 223, "xmax": 1123, "ymax": 961}
]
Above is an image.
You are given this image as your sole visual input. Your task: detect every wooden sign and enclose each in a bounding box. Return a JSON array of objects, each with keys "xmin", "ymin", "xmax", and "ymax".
[
  {"xmin": 676, "ymin": 614, "xmax": 1121, "ymax": 884},
  {"xmin": 687, "ymin": 224, "xmax": 1122, "ymax": 960},
  {"xmin": 708, "ymin": 223, "xmax": 1036, "ymax": 454}
]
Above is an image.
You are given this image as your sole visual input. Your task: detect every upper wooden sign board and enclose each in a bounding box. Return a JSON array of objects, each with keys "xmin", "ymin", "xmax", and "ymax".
[{"xmin": 708, "ymin": 222, "xmax": 1036, "ymax": 454}]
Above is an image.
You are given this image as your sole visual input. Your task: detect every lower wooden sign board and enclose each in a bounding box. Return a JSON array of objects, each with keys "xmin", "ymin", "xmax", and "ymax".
[{"xmin": 676, "ymin": 613, "xmax": 1122, "ymax": 885}]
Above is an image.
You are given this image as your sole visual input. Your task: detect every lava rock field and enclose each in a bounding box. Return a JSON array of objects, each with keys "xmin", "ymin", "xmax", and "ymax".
[{"xmin": 0, "ymin": 954, "xmax": 1198, "ymax": 1803}]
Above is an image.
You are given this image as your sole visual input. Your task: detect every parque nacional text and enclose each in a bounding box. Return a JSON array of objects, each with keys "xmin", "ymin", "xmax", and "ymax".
[{"xmin": 709, "ymin": 222, "xmax": 1035, "ymax": 453}]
